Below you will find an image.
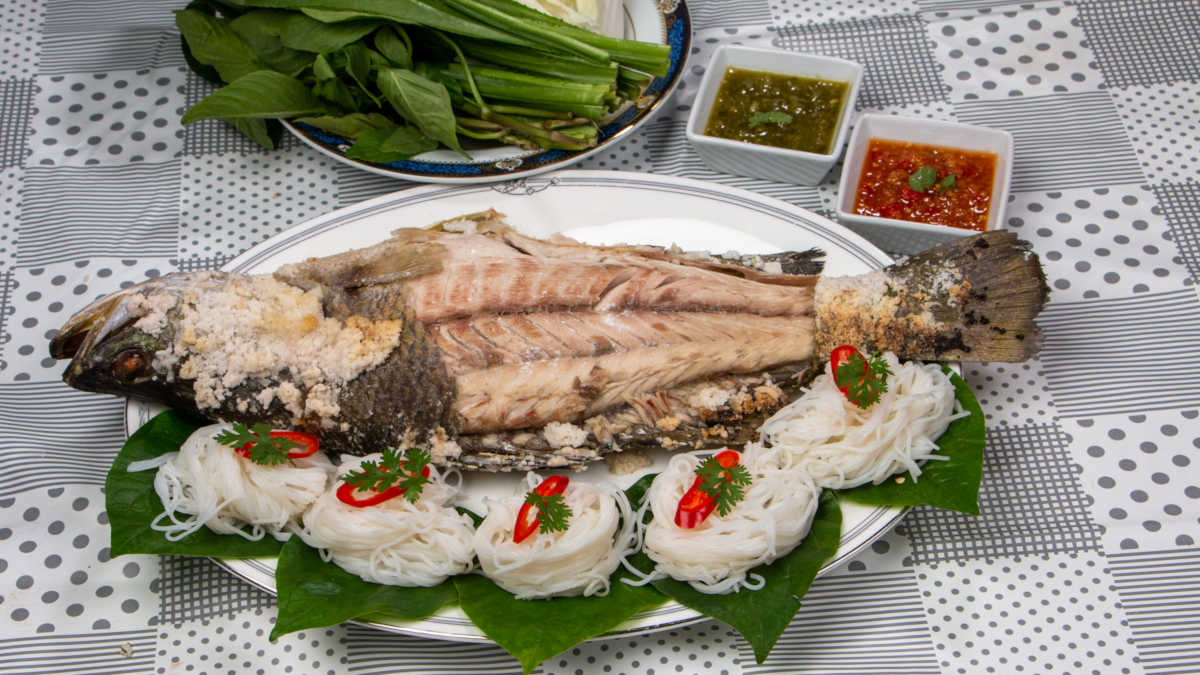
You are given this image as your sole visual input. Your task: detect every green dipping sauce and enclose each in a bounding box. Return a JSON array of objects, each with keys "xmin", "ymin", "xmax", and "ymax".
[{"xmin": 703, "ymin": 67, "xmax": 849, "ymax": 154}]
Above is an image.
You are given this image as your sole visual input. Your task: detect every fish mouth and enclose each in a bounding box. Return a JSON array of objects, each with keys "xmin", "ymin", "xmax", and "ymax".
[{"xmin": 49, "ymin": 291, "xmax": 137, "ymax": 362}]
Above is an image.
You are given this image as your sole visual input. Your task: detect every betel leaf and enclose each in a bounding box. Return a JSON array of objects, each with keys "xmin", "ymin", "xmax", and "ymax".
[
  {"xmin": 270, "ymin": 537, "xmax": 458, "ymax": 640},
  {"xmin": 453, "ymin": 476, "xmax": 668, "ymax": 674},
  {"xmin": 293, "ymin": 112, "xmax": 393, "ymax": 140},
  {"xmin": 344, "ymin": 125, "xmax": 438, "ymax": 162},
  {"xmin": 908, "ymin": 165, "xmax": 938, "ymax": 192},
  {"xmin": 181, "ymin": 70, "xmax": 334, "ymax": 124},
  {"xmin": 106, "ymin": 409, "xmax": 284, "ymax": 558},
  {"xmin": 175, "ymin": 8, "xmax": 268, "ymax": 84},
  {"xmin": 747, "ymin": 111, "xmax": 792, "ymax": 129},
  {"xmin": 279, "ymin": 13, "xmax": 381, "ymax": 53},
  {"xmin": 838, "ymin": 368, "xmax": 986, "ymax": 514},
  {"xmin": 377, "ymin": 67, "xmax": 464, "ymax": 154},
  {"xmin": 642, "ymin": 490, "xmax": 842, "ymax": 664},
  {"xmin": 228, "ymin": 9, "xmax": 315, "ymax": 76}
]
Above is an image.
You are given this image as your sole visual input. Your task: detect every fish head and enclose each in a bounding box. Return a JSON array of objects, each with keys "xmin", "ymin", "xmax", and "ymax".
[{"xmin": 49, "ymin": 275, "xmax": 196, "ymax": 400}]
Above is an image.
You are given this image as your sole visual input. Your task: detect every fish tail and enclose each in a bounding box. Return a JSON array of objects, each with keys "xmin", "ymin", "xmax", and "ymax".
[{"xmin": 813, "ymin": 231, "xmax": 1049, "ymax": 362}]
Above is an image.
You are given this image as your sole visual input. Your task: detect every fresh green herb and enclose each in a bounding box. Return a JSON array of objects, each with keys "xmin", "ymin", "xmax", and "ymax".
[
  {"xmin": 907, "ymin": 165, "xmax": 938, "ymax": 192},
  {"xmin": 524, "ymin": 490, "xmax": 572, "ymax": 534},
  {"xmin": 341, "ymin": 447, "xmax": 432, "ymax": 503},
  {"xmin": 747, "ymin": 110, "xmax": 793, "ymax": 129},
  {"xmin": 834, "ymin": 350, "xmax": 893, "ymax": 408},
  {"xmin": 694, "ymin": 454, "xmax": 752, "ymax": 516},
  {"xmin": 214, "ymin": 422, "xmax": 300, "ymax": 466},
  {"xmin": 938, "ymin": 173, "xmax": 958, "ymax": 191}
]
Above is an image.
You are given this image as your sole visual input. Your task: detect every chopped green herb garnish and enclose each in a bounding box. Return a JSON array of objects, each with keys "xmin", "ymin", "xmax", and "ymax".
[
  {"xmin": 524, "ymin": 491, "xmax": 573, "ymax": 534},
  {"xmin": 341, "ymin": 447, "xmax": 432, "ymax": 503},
  {"xmin": 694, "ymin": 454, "xmax": 752, "ymax": 517},
  {"xmin": 937, "ymin": 173, "xmax": 958, "ymax": 192},
  {"xmin": 747, "ymin": 111, "xmax": 793, "ymax": 129},
  {"xmin": 908, "ymin": 165, "xmax": 938, "ymax": 192},
  {"xmin": 215, "ymin": 422, "xmax": 300, "ymax": 466},
  {"xmin": 834, "ymin": 351, "xmax": 893, "ymax": 409}
]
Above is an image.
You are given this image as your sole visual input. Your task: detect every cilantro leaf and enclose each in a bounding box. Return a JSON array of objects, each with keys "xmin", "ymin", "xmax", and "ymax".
[
  {"xmin": 341, "ymin": 447, "xmax": 431, "ymax": 502},
  {"xmin": 938, "ymin": 173, "xmax": 957, "ymax": 191},
  {"xmin": 694, "ymin": 454, "xmax": 752, "ymax": 516},
  {"xmin": 525, "ymin": 491, "xmax": 572, "ymax": 534},
  {"xmin": 907, "ymin": 165, "xmax": 937, "ymax": 192},
  {"xmin": 833, "ymin": 351, "xmax": 893, "ymax": 408},
  {"xmin": 213, "ymin": 422, "xmax": 300, "ymax": 466},
  {"xmin": 747, "ymin": 111, "xmax": 792, "ymax": 129}
]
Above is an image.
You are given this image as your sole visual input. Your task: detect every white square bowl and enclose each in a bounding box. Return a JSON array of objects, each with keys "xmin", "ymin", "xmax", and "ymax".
[
  {"xmin": 835, "ymin": 113, "xmax": 1014, "ymax": 254},
  {"xmin": 685, "ymin": 46, "xmax": 863, "ymax": 186}
]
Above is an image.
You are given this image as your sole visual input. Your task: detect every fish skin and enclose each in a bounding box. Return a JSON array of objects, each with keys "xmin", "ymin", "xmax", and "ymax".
[{"xmin": 50, "ymin": 212, "xmax": 1047, "ymax": 470}]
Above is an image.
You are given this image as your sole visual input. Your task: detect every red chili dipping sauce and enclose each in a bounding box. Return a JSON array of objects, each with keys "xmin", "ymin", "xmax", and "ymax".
[{"xmin": 852, "ymin": 139, "xmax": 997, "ymax": 231}]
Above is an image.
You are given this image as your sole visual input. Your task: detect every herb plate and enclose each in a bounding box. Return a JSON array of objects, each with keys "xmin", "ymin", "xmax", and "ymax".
[
  {"xmin": 125, "ymin": 170, "xmax": 906, "ymax": 641},
  {"xmin": 283, "ymin": 0, "xmax": 690, "ymax": 184}
]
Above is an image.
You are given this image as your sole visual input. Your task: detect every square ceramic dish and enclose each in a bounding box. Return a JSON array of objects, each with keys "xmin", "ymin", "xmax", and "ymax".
[
  {"xmin": 685, "ymin": 46, "xmax": 863, "ymax": 185},
  {"xmin": 835, "ymin": 113, "xmax": 1014, "ymax": 254}
]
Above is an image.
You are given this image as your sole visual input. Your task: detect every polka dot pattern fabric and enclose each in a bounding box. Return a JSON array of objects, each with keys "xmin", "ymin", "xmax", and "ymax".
[{"xmin": 1, "ymin": 0, "xmax": 1199, "ymax": 673}]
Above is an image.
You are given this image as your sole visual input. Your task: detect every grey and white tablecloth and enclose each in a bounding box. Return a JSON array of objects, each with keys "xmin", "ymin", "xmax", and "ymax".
[{"xmin": 2, "ymin": 0, "xmax": 1198, "ymax": 673}]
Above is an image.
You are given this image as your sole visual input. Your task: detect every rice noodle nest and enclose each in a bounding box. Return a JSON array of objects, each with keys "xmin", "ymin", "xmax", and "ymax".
[
  {"xmin": 473, "ymin": 473, "xmax": 637, "ymax": 600},
  {"xmin": 299, "ymin": 453, "xmax": 476, "ymax": 587},
  {"xmin": 150, "ymin": 423, "xmax": 335, "ymax": 542}
]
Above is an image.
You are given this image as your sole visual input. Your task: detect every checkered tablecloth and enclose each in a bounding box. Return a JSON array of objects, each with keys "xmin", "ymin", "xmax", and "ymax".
[{"xmin": 2, "ymin": 1, "xmax": 1198, "ymax": 673}]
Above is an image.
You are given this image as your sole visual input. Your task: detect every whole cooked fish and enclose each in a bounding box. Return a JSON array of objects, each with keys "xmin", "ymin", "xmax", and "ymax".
[{"xmin": 50, "ymin": 211, "xmax": 1048, "ymax": 471}]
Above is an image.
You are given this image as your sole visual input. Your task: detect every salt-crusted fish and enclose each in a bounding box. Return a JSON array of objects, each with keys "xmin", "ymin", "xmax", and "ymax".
[{"xmin": 50, "ymin": 211, "xmax": 1048, "ymax": 471}]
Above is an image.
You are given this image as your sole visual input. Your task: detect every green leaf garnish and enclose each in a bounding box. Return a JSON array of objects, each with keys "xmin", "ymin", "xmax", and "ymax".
[
  {"xmin": 106, "ymin": 410, "xmax": 283, "ymax": 558},
  {"xmin": 214, "ymin": 422, "xmax": 300, "ymax": 466},
  {"xmin": 341, "ymin": 447, "xmax": 432, "ymax": 503},
  {"xmin": 695, "ymin": 454, "xmax": 752, "ymax": 516},
  {"xmin": 907, "ymin": 165, "xmax": 938, "ymax": 192},
  {"xmin": 834, "ymin": 350, "xmax": 893, "ymax": 408},
  {"xmin": 524, "ymin": 491, "xmax": 573, "ymax": 534},
  {"xmin": 747, "ymin": 110, "xmax": 793, "ymax": 129},
  {"xmin": 938, "ymin": 173, "xmax": 957, "ymax": 191}
]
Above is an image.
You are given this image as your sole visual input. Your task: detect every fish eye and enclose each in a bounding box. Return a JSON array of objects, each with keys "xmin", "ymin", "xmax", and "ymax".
[{"xmin": 111, "ymin": 348, "xmax": 150, "ymax": 382}]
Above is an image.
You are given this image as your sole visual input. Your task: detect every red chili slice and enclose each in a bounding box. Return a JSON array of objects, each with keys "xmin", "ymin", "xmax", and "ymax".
[
  {"xmin": 235, "ymin": 430, "xmax": 319, "ymax": 460},
  {"xmin": 829, "ymin": 344, "xmax": 867, "ymax": 405},
  {"xmin": 673, "ymin": 449, "xmax": 740, "ymax": 529},
  {"xmin": 335, "ymin": 465, "xmax": 431, "ymax": 508},
  {"xmin": 513, "ymin": 475, "xmax": 570, "ymax": 543}
]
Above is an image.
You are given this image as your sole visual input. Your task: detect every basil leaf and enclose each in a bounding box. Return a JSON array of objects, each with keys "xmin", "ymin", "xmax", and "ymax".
[
  {"xmin": 453, "ymin": 476, "xmax": 668, "ymax": 674},
  {"xmin": 181, "ymin": 70, "xmax": 334, "ymax": 124},
  {"xmin": 747, "ymin": 111, "xmax": 792, "ymax": 129},
  {"xmin": 644, "ymin": 490, "xmax": 842, "ymax": 663},
  {"xmin": 374, "ymin": 25, "xmax": 413, "ymax": 69},
  {"xmin": 270, "ymin": 537, "xmax": 458, "ymax": 639},
  {"xmin": 377, "ymin": 67, "xmax": 464, "ymax": 154},
  {"xmin": 228, "ymin": 9, "xmax": 315, "ymax": 76},
  {"xmin": 294, "ymin": 112, "xmax": 393, "ymax": 140},
  {"xmin": 279, "ymin": 13, "xmax": 380, "ymax": 53},
  {"xmin": 839, "ymin": 368, "xmax": 986, "ymax": 514},
  {"xmin": 175, "ymin": 8, "xmax": 267, "ymax": 83},
  {"xmin": 339, "ymin": 42, "xmax": 383, "ymax": 107},
  {"xmin": 221, "ymin": 0, "xmax": 521, "ymax": 44},
  {"xmin": 908, "ymin": 165, "xmax": 938, "ymax": 192},
  {"xmin": 229, "ymin": 117, "xmax": 281, "ymax": 149},
  {"xmin": 344, "ymin": 125, "xmax": 438, "ymax": 162},
  {"xmin": 106, "ymin": 410, "xmax": 283, "ymax": 558}
]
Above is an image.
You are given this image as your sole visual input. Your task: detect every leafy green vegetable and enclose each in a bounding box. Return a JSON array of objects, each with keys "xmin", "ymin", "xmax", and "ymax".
[
  {"xmin": 230, "ymin": 117, "xmax": 282, "ymax": 149},
  {"xmin": 639, "ymin": 491, "xmax": 842, "ymax": 663},
  {"xmin": 454, "ymin": 475, "xmax": 666, "ymax": 674},
  {"xmin": 222, "ymin": 0, "xmax": 523, "ymax": 44},
  {"xmin": 908, "ymin": 165, "xmax": 938, "ymax": 192},
  {"xmin": 938, "ymin": 173, "xmax": 958, "ymax": 191},
  {"xmin": 181, "ymin": 70, "xmax": 334, "ymax": 124},
  {"xmin": 377, "ymin": 67, "xmax": 464, "ymax": 154},
  {"xmin": 839, "ymin": 368, "xmax": 986, "ymax": 514},
  {"xmin": 279, "ymin": 12, "xmax": 380, "ymax": 52},
  {"xmin": 106, "ymin": 410, "xmax": 283, "ymax": 558},
  {"xmin": 176, "ymin": 8, "xmax": 268, "ymax": 83},
  {"xmin": 294, "ymin": 112, "xmax": 393, "ymax": 139},
  {"xmin": 271, "ymin": 537, "xmax": 458, "ymax": 639},
  {"xmin": 374, "ymin": 25, "xmax": 413, "ymax": 69},
  {"xmin": 228, "ymin": 9, "xmax": 315, "ymax": 75},
  {"xmin": 747, "ymin": 111, "xmax": 792, "ymax": 129},
  {"xmin": 344, "ymin": 125, "xmax": 438, "ymax": 162}
]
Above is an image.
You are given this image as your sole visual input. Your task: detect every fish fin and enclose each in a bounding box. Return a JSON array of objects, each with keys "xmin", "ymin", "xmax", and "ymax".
[
  {"xmin": 814, "ymin": 231, "xmax": 1049, "ymax": 362},
  {"xmin": 273, "ymin": 239, "xmax": 446, "ymax": 293}
]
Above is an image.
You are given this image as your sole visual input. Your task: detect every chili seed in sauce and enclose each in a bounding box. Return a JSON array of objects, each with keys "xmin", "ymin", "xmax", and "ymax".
[
  {"xmin": 703, "ymin": 67, "xmax": 849, "ymax": 154},
  {"xmin": 852, "ymin": 139, "xmax": 997, "ymax": 231}
]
